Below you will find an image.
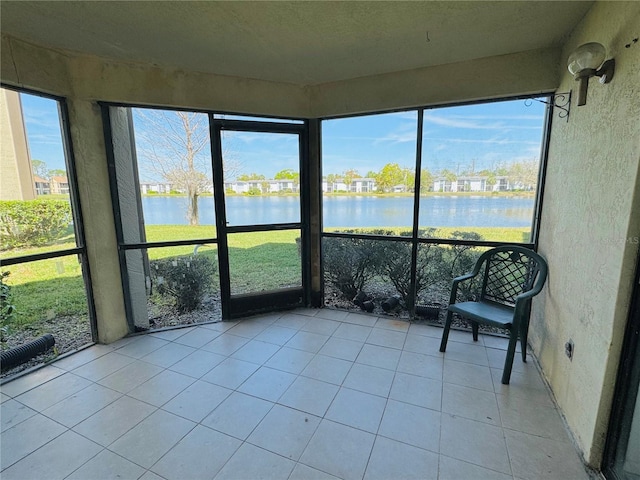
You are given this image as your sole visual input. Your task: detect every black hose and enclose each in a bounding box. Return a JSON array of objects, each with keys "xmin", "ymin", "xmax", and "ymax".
[
  {"xmin": 381, "ymin": 297, "xmax": 400, "ymax": 312},
  {"xmin": 1, "ymin": 334, "xmax": 55, "ymax": 372},
  {"xmin": 415, "ymin": 304, "xmax": 440, "ymax": 319}
]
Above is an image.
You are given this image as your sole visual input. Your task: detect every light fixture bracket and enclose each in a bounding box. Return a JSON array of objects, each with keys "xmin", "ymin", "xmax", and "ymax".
[{"xmin": 596, "ymin": 58, "xmax": 615, "ymax": 84}]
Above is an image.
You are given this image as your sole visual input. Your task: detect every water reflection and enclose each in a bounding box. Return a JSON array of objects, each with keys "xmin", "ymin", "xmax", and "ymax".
[{"xmin": 141, "ymin": 195, "xmax": 534, "ymax": 229}]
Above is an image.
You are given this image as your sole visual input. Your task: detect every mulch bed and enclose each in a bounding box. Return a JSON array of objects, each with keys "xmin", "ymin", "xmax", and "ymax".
[
  {"xmin": 145, "ymin": 293, "xmax": 223, "ymax": 330},
  {"xmin": 1, "ymin": 293, "xmax": 224, "ymax": 379},
  {"xmin": 2, "ymin": 287, "xmax": 507, "ymax": 381},
  {"xmin": 1, "ymin": 315, "xmax": 92, "ymax": 379},
  {"xmin": 323, "ymin": 283, "xmax": 509, "ymax": 335}
]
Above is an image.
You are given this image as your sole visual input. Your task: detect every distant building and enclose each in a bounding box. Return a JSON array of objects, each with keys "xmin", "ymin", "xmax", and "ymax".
[
  {"xmin": 433, "ymin": 175, "xmax": 511, "ymax": 192},
  {"xmin": 456, "ymin": 176, "xmax": 487, "ymax": 192},
  {"xmin": 321, "ymin": 178, "xmax": 376, "ymax": 193},
  {"xmin": 34, "ymin": 176, "xmax": 51, "ymax": 195},
  {"xmin": 224, "ymin": 179, "xmax": 299, "ymax": 194},
  {"xmin": 351, "ymin": 178, "xmax": 376, "ymax": 193},
  {"xmin": 494, "ymin": 176, "xmax": 510, "ymax": 191},
  {"xmin": 139, "ymin": 182, "xmax": 174, "ymax": 194},
  {"xmin": 327, "ymin": 180, "xmax": 348, "ymax": 192},
  {"xmin": 50, "ymin": 175, "xmax": 70, "ymax": 194},
  {"xmin": 270, "ymin": 179, "xmax": 298, "ymax": 192}
]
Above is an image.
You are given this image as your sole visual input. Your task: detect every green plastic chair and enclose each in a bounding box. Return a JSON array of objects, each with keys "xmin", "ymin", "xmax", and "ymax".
[{"xmin": 439, "ymin": 245, "xmax": 548, "ymax": 385}]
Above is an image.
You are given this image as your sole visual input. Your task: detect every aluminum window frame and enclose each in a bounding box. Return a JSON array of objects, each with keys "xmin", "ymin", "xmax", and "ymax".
[
  {"xmin": 0, "ymin": 83, "xmax": 98, "ymax": 343},
  {"xmin": 319, "ymin": 93, "xmax": 554, "ymax": 314}
]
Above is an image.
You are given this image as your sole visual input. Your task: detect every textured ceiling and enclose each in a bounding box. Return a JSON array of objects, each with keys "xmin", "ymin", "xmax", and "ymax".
[{"xmin": 1, "ymin": 1, "xmax": 593, "ymax": 85}]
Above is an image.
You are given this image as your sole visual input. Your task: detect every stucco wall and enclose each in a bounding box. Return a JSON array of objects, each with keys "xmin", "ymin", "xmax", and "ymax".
[
  {"xmin": 0, "ymin": 34, "xmax": 310, "ymax": 119},
  {"xmin": 310, "ymin": 47, "xmax": 560, "ymax": 118},
  {"xmin": 1, "ymin": 34, "xmax": 560, "ymax": 119},
  {"xmin": 530, "ymin": 2, "xmax": 640, "ymax": 467},
  {"xmin": 65, "ymin": 99, "xmax": 130, "ymax": 344}
]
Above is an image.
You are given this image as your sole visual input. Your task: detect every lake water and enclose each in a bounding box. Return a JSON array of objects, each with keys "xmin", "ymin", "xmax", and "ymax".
[{"xmin": 142, "ymin": 195, "xmax": 535, "ymax": 229}]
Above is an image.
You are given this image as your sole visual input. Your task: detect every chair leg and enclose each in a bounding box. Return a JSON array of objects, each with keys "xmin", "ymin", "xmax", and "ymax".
[
  {"xmin": 471, "ymin": 321, "xmax": 479, "ymax": 342},
  {"xmin": 439, "ymin": 311, "xmax": 454, "ymax": 352},
  {"xmin": 520, "ymin": 327, "xmax": 528, "ymax": 363},
  {"xmin": 501, "ymin": 331, "xmax": 519, "ymax": 385},
  {"xmin": 520, "ymin": 301, "xmax": 531, "ymax": 363}
]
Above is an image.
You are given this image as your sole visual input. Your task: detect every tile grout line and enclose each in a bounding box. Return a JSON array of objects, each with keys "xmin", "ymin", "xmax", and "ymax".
[{"xmin": 3, "ymin": 310, "xmax": 588, "ymax": 480}]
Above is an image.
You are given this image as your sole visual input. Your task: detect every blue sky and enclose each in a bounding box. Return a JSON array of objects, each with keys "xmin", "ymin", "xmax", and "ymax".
[
  {"xmin": 322, "ymin": 98, "xmax": 546, "ymax": 177},
  {"xmin": 20, "ymin": 92, "xmax": 67, "ymax": 172},
  {"xmin": 19, "ymin": 91, "xmax": 547, "ymax": 180}
]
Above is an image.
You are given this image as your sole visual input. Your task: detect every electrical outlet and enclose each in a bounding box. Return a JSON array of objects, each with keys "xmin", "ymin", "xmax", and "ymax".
[{"xmin": 565, "ymin": 339, "xmax": 574, "ymax": 360}]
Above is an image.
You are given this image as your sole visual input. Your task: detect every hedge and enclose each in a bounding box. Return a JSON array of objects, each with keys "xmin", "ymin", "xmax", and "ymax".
[{"xmin": 0, "ymin": 200, "xmax": 72, "ymax": 250}]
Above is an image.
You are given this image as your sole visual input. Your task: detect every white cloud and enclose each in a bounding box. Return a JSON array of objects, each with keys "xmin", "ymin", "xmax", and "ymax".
[
  {"xmin": 424, "ymin": 136, "xmax": 538, "ymax": 146},
  {"xmin": 374, "ymin": 131, "xmax": 416, "ymax": 145},
  {"xmin": 445, "ymin": 114, "xmax": 543, "ymax": 121},
  {"xmin": 422, "ymin": 113, "xmax": 541, "ymax": 130},
  {"xmin": 27, "ymin": 133, "xmax": 62, "ymax": 145}
]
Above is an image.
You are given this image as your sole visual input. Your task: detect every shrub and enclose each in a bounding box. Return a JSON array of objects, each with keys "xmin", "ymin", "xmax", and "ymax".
[
  {"xmin": 323, "ymin": 228, "xmax": 487, "ymax": 310},
  {"xmin": 376, "ymin": 229, "xmax": 448, "ymax": 309},
  {"xmin": 150, "ymin": 255, "xmax": 216, "ymax": 312},
  {"xmin": 246, "ymin": 187, "xmax": 262, "ymax": 196},
  {"xmin": 323, "ymin": 232, "xmax": 382, "ymax": 299},
  {"xmin": 0, "ymin": 200, "xmax": 72, "ymax": 250},
  {"xmin": 443, "ymin": 231, "xmax": 485, "ymax": 302},
  {"xmin": 1, "ymin": 271, "xmax": 17, "ymax": 340}
]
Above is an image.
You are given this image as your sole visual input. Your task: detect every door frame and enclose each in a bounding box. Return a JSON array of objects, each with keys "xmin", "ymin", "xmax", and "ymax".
[
  {"xmin": 603, "ymin": 249, "xmax": 640, "ymax": 478},
  {"xmin": 209, "ymin": 117, "xmax": 311, "ymax": 319}
]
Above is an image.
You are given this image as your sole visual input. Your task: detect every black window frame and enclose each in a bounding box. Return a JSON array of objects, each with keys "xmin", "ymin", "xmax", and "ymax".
[
  {"xmin": 101, "ymin": 102, "xmax": 310, "ymax": 325},
  {"xmin": 0, "ymin": 83, "xmax": 98, "ymax": 343},
  {"xmin": 319, "ymin": 93, "xmax": 554, "ymax": 313}
]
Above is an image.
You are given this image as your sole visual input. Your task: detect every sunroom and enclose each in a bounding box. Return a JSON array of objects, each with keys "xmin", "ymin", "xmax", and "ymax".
[{"xmin": 1, "ymin": 2, "xmax": 639, "ymax": 479}]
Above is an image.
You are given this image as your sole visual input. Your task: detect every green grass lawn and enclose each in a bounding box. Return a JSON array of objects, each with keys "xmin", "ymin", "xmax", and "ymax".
[
  {"xmin": 2, "ymin": 254, "xmax": 88, "ymax": 328},
  {"xmin": 143, "ymin": 228, "xmax": 301, "ymax": 293},
  {"xmin": 2, "ymin": 224, "xmax": 528, "ymax": 328}
]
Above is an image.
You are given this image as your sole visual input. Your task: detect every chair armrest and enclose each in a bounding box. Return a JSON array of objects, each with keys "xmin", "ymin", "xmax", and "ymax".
[
  {"xmin": 452, "ymin": 272, "xmax": 476, "ymax": 285},
  {"xmin": 512, "ymin": 280, "xmax": 546, "ymax": 324},
  {"xmin": 514, "ymin": 272, "xmax": 547, "ymax": 304},
  {"xmin": 514, "ymin": 289, "xmax": 538, "ymax": 303},
  {"xmin": 449, "ymin": 273, "xmax": 477, "ymax": 305},
  {"xmin": 448, "ymin": 249, "xmax": 492, "ymax": 306}
]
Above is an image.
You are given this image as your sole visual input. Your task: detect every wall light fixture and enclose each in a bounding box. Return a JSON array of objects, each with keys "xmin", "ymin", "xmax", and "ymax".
[{"xmin": 567, "ymin": 42, "xmax": 615, "ymax": 106}]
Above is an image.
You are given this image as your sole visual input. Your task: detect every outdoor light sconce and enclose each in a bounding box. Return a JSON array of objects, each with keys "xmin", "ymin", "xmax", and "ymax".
[{"xmin": 567, "ymin": 42, "xmax": 615, "ymax": 106}]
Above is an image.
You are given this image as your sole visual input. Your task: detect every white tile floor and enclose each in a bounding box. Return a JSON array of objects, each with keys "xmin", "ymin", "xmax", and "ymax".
[{"xmin": 0, "ymin": 308, "xmax": 592, "ymax": 480}]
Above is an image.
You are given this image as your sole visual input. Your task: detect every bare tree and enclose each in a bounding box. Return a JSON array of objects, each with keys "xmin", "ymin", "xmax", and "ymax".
[
  {"xmin": 508, "ymin": 159, "xmax": 539, "ymax": 190},
  {"xmin": 134, "ymin": 110, "xmax": 239, "ymax": 225}
]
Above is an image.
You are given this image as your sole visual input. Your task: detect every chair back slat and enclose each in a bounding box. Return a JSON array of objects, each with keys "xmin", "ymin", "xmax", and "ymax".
[{"xmin": 481, "ymin": 248, "xmax": 543, "ymax": 306}]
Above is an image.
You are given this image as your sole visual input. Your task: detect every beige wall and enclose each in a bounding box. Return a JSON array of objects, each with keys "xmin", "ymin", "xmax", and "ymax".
[
  {"xmin": 1, "ymin": 34, "xmax": 559, "ymax": 119},
  {"xmin": 65, "ymin": 99, "xmax": 129, "ymax": 343},
  {"xmin": 0, "ymin": 34, "xmax": 310, "ymax": 119},
  {"xmin": 309, "ymin": 47, "xmax": 560, "ymax": 118},
  {"xmin": 0, "ymin": 88, "xmax": 36, "ymax": 200},
  {"xmin": 530, "ymin": 1, "xmax": 640, "ymax": 467}
]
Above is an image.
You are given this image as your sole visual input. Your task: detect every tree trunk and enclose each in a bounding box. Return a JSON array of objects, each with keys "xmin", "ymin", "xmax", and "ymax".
[{"xmin": 187, "ymin": 189, "xmax": 199, "ymax": 225}]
